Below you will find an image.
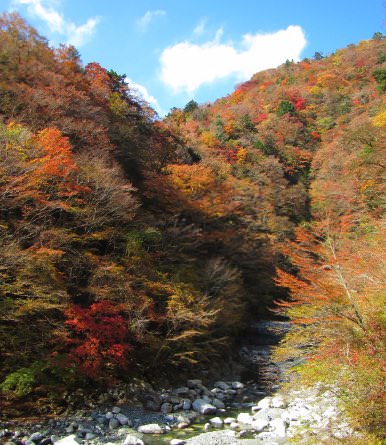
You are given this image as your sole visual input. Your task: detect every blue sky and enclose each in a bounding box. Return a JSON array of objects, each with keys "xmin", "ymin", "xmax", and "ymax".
[{"xmin": 3, "ymin": 0, "xmax": 385, "ymax": 115}]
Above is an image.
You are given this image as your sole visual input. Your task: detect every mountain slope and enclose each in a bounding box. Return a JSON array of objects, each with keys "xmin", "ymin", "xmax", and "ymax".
[{"xmin": 0, "ymin": 13, "xmax": 384, "ymax": 440}]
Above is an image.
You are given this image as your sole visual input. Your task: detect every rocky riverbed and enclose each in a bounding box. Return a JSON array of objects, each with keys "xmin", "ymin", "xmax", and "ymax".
[
  {"xmin": 0, "ymin": 322, "xmax": 359, "ymax": 444},
  {"xmin": 0, "ymin": 380, "xmax": 359, "ymax": 445}
]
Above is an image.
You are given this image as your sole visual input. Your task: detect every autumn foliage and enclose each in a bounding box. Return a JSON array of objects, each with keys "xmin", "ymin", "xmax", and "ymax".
[
  {"xmin": 0, "ymin": 12, "xmax": 385, "ymax": 437},
  {"xmin": 65, "ymin": 301, "xmax": 132, "ymax": 378}
]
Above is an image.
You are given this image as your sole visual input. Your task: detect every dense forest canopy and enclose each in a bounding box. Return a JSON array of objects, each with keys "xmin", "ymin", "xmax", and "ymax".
[{"xmin": 0, "ymin": 12, "xmax": 384, "ymax": 441}]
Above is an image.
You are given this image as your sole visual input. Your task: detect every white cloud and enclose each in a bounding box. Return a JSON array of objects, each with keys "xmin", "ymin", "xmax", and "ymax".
[
  {"xmin": 11, "ymin": 0, "xmax": 99, "ymax": 46},
  {"xmin": 126, "ymin": 77, "xmax": 162, "ymax": 115},
  {"xmin": 193, "ymin": 18, "xmax": 206, "ymax": 36},
  {"xmin": 136, "ymin": 10, "xmax": 166, "ymax": 32},
  {"xmin": 160, "ymin": 25, "xmax": 307, "ymax": 94}
]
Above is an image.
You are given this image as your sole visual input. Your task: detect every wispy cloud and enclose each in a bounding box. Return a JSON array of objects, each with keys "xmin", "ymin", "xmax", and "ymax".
[
  {"xmin": 193, "ymin": 18, "xmax": 207, "ymax": 36},
  {"xmin": 11, "ymin": 0, "xmax": 100, "ymax": 47},
  {"xmin": 160, "ymin": 25, "xmax": 307, "ymax": 94},
  {"xmin": 126, "ymin": 77, "xmax": 162, "ymax": 115},
  {"xmin": 136, "ymin": 10, "xmax": 166, "ymax": 32}
]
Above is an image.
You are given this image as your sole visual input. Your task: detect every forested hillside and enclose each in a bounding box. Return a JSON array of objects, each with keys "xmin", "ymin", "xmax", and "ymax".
[
  {"xmin": 163, "ymin": 34, "xmax": 385, "ymax": 440},
  {"xmin": 0, "ymin": 12, "xmax": 384, "ymax": 440}
]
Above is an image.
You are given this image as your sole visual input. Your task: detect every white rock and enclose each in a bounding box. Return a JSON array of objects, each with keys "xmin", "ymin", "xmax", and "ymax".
[
  {"xmin": 123, "ymin": 435, "xmax": 145, "ymax": 445},
  {"xmin": 223, "ymin": 417, "xmax": 236, "ymax": 424},
  {"xmin": 251, "ymin": 418, "xmax": 269, "ymax": 432},
  {"xmin": 53, "ymin": 435, "xmax": 79, "ymax": 445},
  {"xmin": 112, "ymin": 406, "xmax": 121, "ymax": 414},
  {"xmin": 209, "ymin": 417, "xmax": 223, "ymax": 428},
  {"xmin": 271, "ymin": 396, "xmax": 287, "ymax": 408},
  {"xmin": 170, "ymin": 440, "xmax": 186, "ymax": 445},
  {"xmin": 256, "ymin": 397, "xmax": 272, "ymax": 410},
  {"xmin": 192, "ymin": 399, "xmax": 216, "ymax": 415},
  {"xmin": 204, "ymin": 423, "xmax": 210, "ymax": 432},
  {"xmin": 269, "ymin": 418, "xmax": 287, "ymax": 438},
  {"xmin": 230, "ymin": 422, "xmax": 239, "ymax": 429},
  {"xmin": 231, "ymin": 381, "xmax": 244, "ymax": 390},
  {"xmin": 137, "ymin": 424, "xmax": 165, "ymax": 434},
  {"xmin": 266, "ymin": 408, "xmax": 285, "ymax": 420},
  {"xmin": 237, "ymin": 413, "xmax": 252, "ymax": 425}
]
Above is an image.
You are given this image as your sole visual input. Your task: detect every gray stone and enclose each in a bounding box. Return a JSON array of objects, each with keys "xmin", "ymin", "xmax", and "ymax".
[
  {"xmin": 187, "ymin": 380, "xmax": 202, "ymax": 388},
  {"xmin": 211, "ymin": 398, "xmax": 225, "ymax": 409},
  {"xmin": 170, "ymin": 440, "xmax": 186, "ymax": 445},
  {"xmin": 226, "ymin": 389, "xmax": 237, "ymax": 396},
  {"xmin": 105, "ymin": 412, "xmax": 114, "ymax": 420},
  {"xmin": 196, "ymin": 384, "xmax": 212, "ymax": 397},
  {"xmin": 230, "ymin": 422, "xmax": 239, "ymax": 429},
  {"xmin": 175, "ymin": 387, "xmax": 189, "ymax": 395},
  {"xmin": 116, "ymin": 413, "xmax": 130, "ymax": 425},
  {"xmin": 137, "ymin": 424, "xmax": 165, "ymax": 434},
  {"xmin": 142, "ymin": 393, "xmax": 161, "ymax": 411},
  {"xmin": 109, "ymin": 418, "xmax": 120, "ymax": 430},
  {"xmin": 231, "ymin": 381, "xmax": 244, "ymax": 390},
  {"xmin": 177, "ymin": 422, "xmax": 190, "ymax": 429},
  {"xmin": 85, "ymin": 433, "xmax": 96, "ymax": 440},
  {"xmin": 182, "ymin": 399, "xmax": 191, "ymax": 410},
  {"xmin": 161, "ymin": 403, "xmax": 173, "ymax": 414},
  {"xmin": 214, "ymin": 381, "xmax": 230, "ymax": 391},
  {"xmin": 192, "ymin": 399, "xmax": 216, "ymax": 415},
  {"xmin": 30, "ymin": 433, "xmax": 44, "ymax": 442},
  {"xmin": 112, "ymin": 406, "xmax": 121, "ymax": 414}
]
